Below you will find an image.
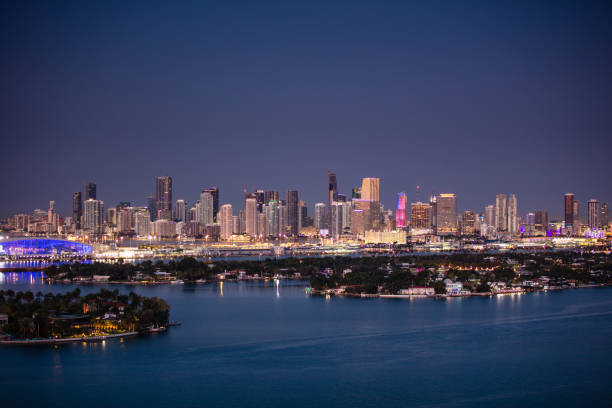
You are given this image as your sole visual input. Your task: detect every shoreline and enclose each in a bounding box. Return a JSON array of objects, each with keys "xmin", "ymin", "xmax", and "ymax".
[{"xmin": 0, "ymin": 331, "xmax": 139, "ymax": 346}]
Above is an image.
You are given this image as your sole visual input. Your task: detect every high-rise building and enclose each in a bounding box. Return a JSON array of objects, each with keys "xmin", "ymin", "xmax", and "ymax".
[
  {"xmin": 152, "ymin": 219, "xmax": 176, "ymax": 238},
  {"xmin": 429, "ymin": 195, "xmax": 438, "ymax": 232},
  {"xmin": 196, "ymin": 191, "xmax": 214, "ymax": 225},
  {"xmin": 436, "ymin": 194, "xmax": 457, "ymax": 236},
  {"xmin": 485, "ymin": 205, "xmax": 495, "ymax": 227},
  {"xmin": 526, "ymin": 213, "xmax": 536, "ymax": 225},
  {"xmin": 314, "ymin": 203, "xmax": 326, "ymax": 231},
  {"xmin": 461, "ymin": 211, "xmax": 476, "ymax": 235},
  {"xmin": 395, "ymin": 192, "xmax": 407, "ymax": 228},
  {"xmin": 135, "ymin": 210, "xmax": 152, "ymax": 236},
  {"xmin": 588, "ymin": 199, "xmax": 599, "ymax": 229},
  {"xmin": 84, "ymin": 182, "xmax": 97, "ymax": 200},
  {"xmin": 495, "ymin": 194, "xmax": 508, "ymax": 232},
  {"xmin": 507, "ymin": 194, "xmax": 518, "ymax": 236},
  {"xmin": 106, "ymin": 208, "xmax": 117, "ymax": 227},
  {"xmin": 147, "ymin": 195, "xmax": 157, "ymax": 221},
  {"xmin": 117, "ymin": 208, "xmax": 134, "ymax": 233},
  {"xmin": 255, "ymin": 190, "xmax": 265, "ymax": 212},
  {"xmin": 173, "ymin": 199, "xmax": 187, "ymax": 222},
  {"xmin": 601, "ymin": 203, "xmax": 609, "ymax": 228},
  {"xmin": 83, "ymin": 199, "xmax": 104, "ymax": 234},
  {"xmin": 352, "ymin": 187, "xmax": 361, "ymax": 199},
  {"xmin": 287, "ymin": 190, "xmax": 299, "ymax": 236},
  {"xmin": 330, "ymin": 201, "xmax": 351, "ymax": 238},
  {"xmin": 573, "ymin": 200, "xmax": 579, "ymax": 223},
  {"xmin": 353, "ymin": 199, "xmax": 374, "ymax": 232},
  {"xmin": 155, "ymin": 176, "xmax": 172, "ymax": 220},
  {"xmin": 202, "ymin": 187, "xmax": 219, "ymax": 221},
  {"xmin": 535, "ymin": 210, "xmax": 548, "ymax": 232},
  {"xmin": 264, "ymin": 200, "xmax": 280, "ymax": 236},
  {"xmin": 411, "ymin": 202, "xmax": 431, "ymax": 232},
  {"xmin": 264, "ymin": 191, "xmax": 280, "ymax": 205},
  {"xmin": 298, "ymin": 201, "xmax": 307, "ymax": 230},
  {"xmin": 328, "ymin": 172, "xmax": 337, "ymax": 227},
  {"xmin": 72, "ymin": 192, "xmax": 82, "ymax": 230},
  {"xmin": 564, "ymin": 193, "xmax": 574, "ymax": 226},
  {"xmin": 219, "ymin": 204, "xmax": 233, "ymax": 240},
  {"xmin": 361, "ymin": 178, "xmax": 380, "ymax": 202},
  {"xmin": 257, "ymin": 212, "xmax": 268, "ymax": 237},
  {"xmin": 245, "ymin": 197, "xmax": 258, "ymax": 236}
]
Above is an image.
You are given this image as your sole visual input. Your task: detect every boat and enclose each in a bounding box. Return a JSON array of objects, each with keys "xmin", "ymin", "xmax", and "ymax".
[
  {"xmin": 148, "ymin": 326, "xmax": 167, "ymax": 333},
  {"xmin": 170, "ymin": 279, "xmax": 184, "ymax": 284}
]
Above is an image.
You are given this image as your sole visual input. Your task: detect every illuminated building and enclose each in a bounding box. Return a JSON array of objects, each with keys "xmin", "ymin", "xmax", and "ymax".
[
  {"xmin": 257, "ymin": 212, "xmax": 269, "ymax": 237},
  {"xmin": 135, "ymin": 211, "xmax": 152, "ymax": 236},
  {"xmin": 330, "ymin": 201, "xmax": 352, "ymax": 238},
  {"xmin": 351, "ymin": 209, "xmax": 365, "ymax": 235},
  {"xmin": 219, "ymin": 204, "xmax": 233, "ymax": 240},
  {"xmin": 83, "ymin": 199, "xmax": 104, "ymax": 234},
  {"xmin": 429, "ymin": 195, "xmax": 437, "ymax": 232},
  {"xmin": 328, "ymin": 171, "xmax": 337, "ymax": 228},
  {"xmin": 245, "ymin": 197, "xmax": 258, "ymax": 236},
  {"xmin": 353, "ymin": 199, "xmax": 374, "ymax": 232},
  {"xmin": 0, "ymin": 239, "xmax": 92, "ymax": 256},
  {"xmin": 196, "ymin": 191, "xmax": 214, "ymax": 225},
  {"xmin": 601, "ymin": 203, "xmax": 609, "ymax": 228},
  {"xmin": 106, "ymin": 208, "xmax": 117, "ymax": 227},
  {"xmin": 507, "ymin": 194, "xmax": 518, "ymax": 236},
  {"xmin": 395, "ymin": 192, "xmax": 407, "ymax": 228},
  {"xmin": 155, "ymin": 176, "xmax": 173, "ymax": 220},
  {"xmin": 361, "ymin": 178, "xmax": 380, "ymax": 202},
  {"xmin": 588, "ymin": 199, "xmax": 599, "ymax": 229},
  {"xmin": 152, "ymin": 219, "xmax": 176, "ymax": 238},
  {"xmin": 264, "ymin": 190, "xmax": 279, "ymax": 205},
  {"xmin": 485, "ymin": 205, "xmax": 495, "ymax": 227},
  {"xmin": 13, "ymin": 214, "xmax": 30, "ymax": 231},
  {"xmin": 117, "ymin": 208, "xmax": 134, "ymax": 233},
  {"xmin": 534, "ymin": 210, "xmax": 548, "ymax": 232},
  {"xmin": 526, "ymin": 213, "xmax": 535, "ymax": 225},
  {"xmin": 232, "ymin": 215, "xmax": 241, "ymax": 235},
  {"xmin": 573, "ymin": 200, "xmax": 579, "ymax": 223},
  {"xmin": 564, "ymin": 193, "xmax": 574, "ymax": 227},
  {"xmin": 436, "ymin": 194, "xmax": 457, "ymax": 236},
  {"xmin": 461, "ymin": 211, "xmax": 476, "ymax": 235},
  {"xmin": 495, "ymin": 194, "xmax": 507, "ymax": 232},
  {"xmin": 84, "ymin": 182, "xmax": 96, "ymax": 200},
  {"xmin": 264, "ymin": 201, "xmax": 280, "ymax": 236},
  {"xmin": 73, "ymin": 192, "xmax": 82, "ymax": 230},
  {"xmin": 202, "ymin": 187, "xmax": 219, "ymax": 221},
  {"xmin": 173, "ymin": 199, "xmax": 186, "ymax": 222},
  {"xmin": 314, "ymin": 203, "xmax": 326, "ymax": 231},
  {"xmin": 298, "ymin": 201, "xmax": 307, "ymax": 230},
  {"xmin": 411, "ymin": 202, "xmax": 431, "ymax": 233},
  {"xmin": 352, "ymin": 187, "xmax": 361, "ymax": 199},
  {"xmin": 287, "ymin": 190, "xmax": 299, "ymax": 235},
  {"xmin": 147, "ymin": 195, "xmax": 157, "ymax": 221},
  {"xmin": 255, "ymin": 190, "xmax": 265, "ymax": 212}
]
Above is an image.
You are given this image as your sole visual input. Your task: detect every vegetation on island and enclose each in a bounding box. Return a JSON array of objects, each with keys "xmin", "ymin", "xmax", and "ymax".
[{"xmin": 0, "ymin": 288, "xmax": 169, "ymax": 340}]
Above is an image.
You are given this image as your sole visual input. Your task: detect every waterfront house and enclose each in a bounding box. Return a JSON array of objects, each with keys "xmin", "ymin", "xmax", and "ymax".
[
  {"xmin": 399, "ymin": 287, "xmax": 435, "ymax": 296},
  {"xmin": 0, "ymin": 314, "xmax": 8, "ymax": 327}
]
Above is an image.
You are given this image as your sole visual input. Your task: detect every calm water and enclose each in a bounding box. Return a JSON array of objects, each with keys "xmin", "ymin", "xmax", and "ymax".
[{"xmin": 1, "ymin": 273, "xmax": 611, "ymax": 407}]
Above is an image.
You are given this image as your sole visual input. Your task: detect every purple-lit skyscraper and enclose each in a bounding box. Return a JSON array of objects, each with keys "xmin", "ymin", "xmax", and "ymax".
[{"xmin": 396, "ymin": 192, "xmax": 407, "ymax": 228}]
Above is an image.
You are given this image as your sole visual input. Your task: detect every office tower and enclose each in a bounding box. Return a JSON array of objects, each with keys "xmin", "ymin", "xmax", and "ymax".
[
  {"xmin": 72, "ymin": 192, "xmax": 82, "ymax": 230},
  {"xmin": 257, "ymin": 212, "xmax": 269, "ymax": 237},
  {"xmin": 219, "ymin": 204, "xmax": 233, "ymax": 240},
  {"xmin": 47, "ymin": 201, "xmax": 57, "ymax": 231},
  {"xmin": 564, "ymin": 193, "xmax": 574, "ymax": 226},
  {"xmin": 361, "ymin": 178, "xmax": 380, "ymax": 202},
  {"xmin": 588, "ymin": 199, "xmax": 599, "ymax": 229},
  {"xmin": 155, "ymin": 176, "xmax": 172, "ymax": 219},
  {"xmin": 314, "ymin": 203, "xmax": 326, "ymax": 231},
  {"xmin": 279, "ymin": 204, "xmax": 288, "ymax": 236},
  {"xmin": 255, "ymin": 190, "xmax": 265, "ymax": 212},
  {"xmin": 436, "ymin": 194, "xmax": 457, "ymax": 236},
  {"xmin": 83, "ymin": 199, "xmax": 104, "ymax": 234},
  {"xmin": 117, "ymin": 208, "xmax": 134, "ymax": 233},
  {"xmin": 573, "ymin": 200, "xmax": 579, "ymax": 223},
  {"xmin": 245, "ymin": 197, "xmax": 258, "ymax": 236},
  {"xmin": 328, "ymin": 172, "xmax": 337, "ymax": 227},
  {"xmin": 84, "ymin": 182, "xmax": 97, "ymax": 200},
  {"xmin": 534, "ymin": 210, "xmax": 548, "ymax": 232},
  {"xmin": 526, "ymin": 213, "xmax": 536, "ymax": 225},
  {"xmin": 411, "ymin": 202, "xmax": 431, "ymax": 232},
  {"xmin": 202, "ymin": 187, "xmax": 219, "ymax": 221},
  {"xmin": 173, "ymin": 199, "xmax": 187, "ymax": 222},
  {"xmin": 232, "ymin": 216, "xmax": 241, "ymax": 235},
  {"xmin": 188, "ymin": 206, "xmax": 197, "ymax": 223},
  {"xmin": 352, "ymin": 187, "xmax": 361, "ymax": 199},
  {"xmin": 485, "ymin": 205, "xmax": 495, "ymax": 227},
  {"xmin": 351, "ymin": 209, "xmax": 365, "ymax": 235},
  {"xmin": 352, "ymin": 199, "xmax": 375, "ymax": 232},
  {"xmin": 429, "ymin": 195, "xmax": 438, "ymax": 232},
  {"xmin": 495, "ymin": 194, "xmax": 508, "ymax": 232},
  {"xmin": 507, "ymin": 194, "xmax": 518, "ymax": 236},
  {"xmin": 395, "ymin": 192, "xmax": 407, "ymax": 228},
  {"xmin": 264, "ymin": 190, "xmax": 280, "ymax": 205},
  {"xmin": 330, "ymin": 202, "xmax": 352, "ymax": 238},
  {"xmin": 264, "ymin": 201, "xmax": 280, "ymax": 236},
  {"xmin": 298, "ymin": 201, "xmax": 307, "ymax": 230},
  {"xmin": 147, "ymin": 195, "xmax": 157, "ymax": 221},
  {"xmin": 601, "ymin": 203, "xmax": 609, "ymax": 228},
  {"xmin": 135, "ymin": 211, "xmax": 152, "ymax": 236},
  {"xmin": 196, "ymin": 191, "xmax": 214, "ymax": 225},
  {"xmin": 106, "ymin": 208, "xmax": 117, "ymax": 227},
  {"xmin": 287, "ymin": 190, "xmax": 299, "ymax": 235},
  {"xmin": 460, "ymin": 211, "xmax": 476, "ymax": 235}
]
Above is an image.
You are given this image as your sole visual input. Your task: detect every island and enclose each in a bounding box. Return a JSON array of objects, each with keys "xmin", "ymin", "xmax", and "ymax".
[{"xmin": 0, "ymin": 288, "xmax": 171, "ymax": 344}]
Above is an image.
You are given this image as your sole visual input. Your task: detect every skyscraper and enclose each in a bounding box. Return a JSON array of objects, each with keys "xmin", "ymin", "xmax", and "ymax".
[
  {"xmin": 436, "ymin": 194, "xmax": 457, "ymax": 236},
  {"xmin": 411, "ymin": 202, "xmax": 431, "ymax": 232},
  {"xmin": 220, "ymin": 204, "xmax": 233, "ymax": 240},
  {"xmin": 255, "ymin": 190, "xmax": 265, "ymax": 212},
  {"xmin": 564, "ymin": 193, "xmax": 574, "ymax": 226},
  {"xmin": 203, "ymin": 187, "xmax": 219, "ymax": 221},
  {"xmin": 507, "ymin": 194, "xmax": 518, "ymax": 236},
  {"xmin": 314, "ymin": 203, "xmax": 326, "ymax": 231},
  {"xmin": 173, "ymin": 199, "xmax": 187, "ymax": 222},
  {"xmin": 72, "ymin": 192, "xmax": 82, "ymax": 230},
  {"xmin": 461, "ymin": 211, "xmax": 476, "ymax": 235},
  {"xmin": 395, "ymin": 192, "xmax": 407, "ymax": 228},
  {"xmin": 328, "ymin": 172, "xmax": 337, "ymax": 228},
  {"xmin": 495, "ymin": 194, "xmax": 508, "ymax": 232},
  {"xmin": 155, "ymin": 176, "xmax": 172, "ymax": 220},
  {"xmin": 535, "ymin": 210, "xmax": 548, "ymax": 232},
  {"xmin": 84, "ymin": 182, "xmax": 97, "ymax": 200},
  {"xmin": 485, "ymin": 205, "xmax": 495, "ymax": 227},
  {"xmin": 287, "ymin": 190, "xmax": 299, "ymax": 236},
  {"xmin": 196, "ymin": 191, "xmax": 214, "ymax": 225},
  {"xmin": 351, "ymin": 187, "xmax": 361, "ymax": 199},
  {"xmin": 245, "ymin": 197, "xmax": 258, "ymax": 236},
  {"xmin": 588, "ymin": 199, "xmax": 599, "ymax": 229},
  {"xmin": 264, "ymin": 190, "xmax": 280, "ymax": 205},
  {"xmin": 361, "ymin": 178, "xmax": 380, "ymax": 202},
  {"xmin": 83, "ymin": 199, "xmax": 104, "ymax": 234},
  {"xmin": 601, "ymin": 203, "xmax": 609, "ymax": 228}
]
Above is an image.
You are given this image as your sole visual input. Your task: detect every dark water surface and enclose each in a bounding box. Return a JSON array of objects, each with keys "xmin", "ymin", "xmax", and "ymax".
[{"xmin": 1, "ymin": 274, "xmax": 611, "ymax": 407}]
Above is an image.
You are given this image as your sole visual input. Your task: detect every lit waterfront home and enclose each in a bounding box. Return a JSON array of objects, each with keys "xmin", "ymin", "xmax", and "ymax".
[
  {"xmin": 399, "ymin": 287, "xmax": 435, "ymax": 296},
  {"xmin": 444, "ymin": 280, "xmax": 471, "ymax": 296}
]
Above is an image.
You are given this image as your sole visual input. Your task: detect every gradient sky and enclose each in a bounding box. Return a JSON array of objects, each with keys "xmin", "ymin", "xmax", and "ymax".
[{"xmin": 1, "ymin": 0, "xmax": 611, "ymax": 220}]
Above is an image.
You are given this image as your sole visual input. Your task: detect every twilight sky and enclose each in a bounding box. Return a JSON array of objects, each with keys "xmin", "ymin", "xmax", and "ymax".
[{"xmin": 1, "ymin": 0, "xmax": 611, "ymax": 220}]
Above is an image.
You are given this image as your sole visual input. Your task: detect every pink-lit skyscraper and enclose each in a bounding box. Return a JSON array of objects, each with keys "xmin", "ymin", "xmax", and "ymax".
[{"xmin": 395, "ymin": 192, "xmax": 407, "ymax": 228}]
